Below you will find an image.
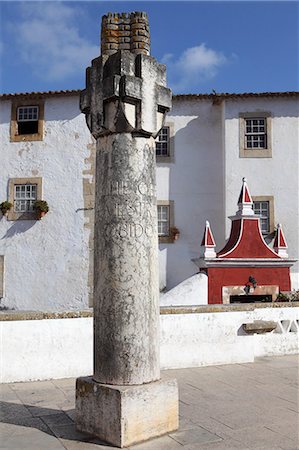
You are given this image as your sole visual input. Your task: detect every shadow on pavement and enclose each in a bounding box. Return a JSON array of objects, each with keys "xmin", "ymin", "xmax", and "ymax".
[{"xmin": 0, "ymin": 401, "xmax": 114, "ymax": 447}]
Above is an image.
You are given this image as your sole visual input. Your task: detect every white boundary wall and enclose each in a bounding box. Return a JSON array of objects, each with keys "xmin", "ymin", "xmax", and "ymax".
[{"xmin": 1, "ymin": 305, "xmax": 298, "ymax": 383}]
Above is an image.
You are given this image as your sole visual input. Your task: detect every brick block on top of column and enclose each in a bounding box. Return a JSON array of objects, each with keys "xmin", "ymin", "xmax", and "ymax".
[{"xmin": 101, "ymin": 12, "xmax": 150, "ymax": 55}]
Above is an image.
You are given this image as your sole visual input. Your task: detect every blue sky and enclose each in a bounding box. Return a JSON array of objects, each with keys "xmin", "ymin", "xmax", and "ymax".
[{"xmin": 0, "ymin": 1, "xmax": 298, "ymax": 95}]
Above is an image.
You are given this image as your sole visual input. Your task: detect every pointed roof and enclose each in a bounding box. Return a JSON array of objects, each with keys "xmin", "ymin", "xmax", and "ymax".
[
  {"xmin": 217, "ymin": 178, "xmax": 280, "ymax": 259},
  {"xmin": 274, "ymin": 224, "xmax": 288, "ymax": 258},
  {"xmin": 236, "ymin": 177, "xmax": 254, "ymax": 216},
  {"xmin": 194, "ymin": 178, "xmax": 296, "ymax": 271},
  {"xmin": 201, "ymin": 221, "xmax": 216, "ymax": 247},
  {"xmin": 201, "ymin": 221, "xmax": 216, "ymax": 258}
]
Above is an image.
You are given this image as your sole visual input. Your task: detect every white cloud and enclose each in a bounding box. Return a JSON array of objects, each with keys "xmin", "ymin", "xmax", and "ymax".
[
  {"xmin": 162, "ymin": 44, "xmax": 229, "ymax": 93},
  {"xmin": 10, "ymin": 2, "xmax": 98, "ymax": 81}
]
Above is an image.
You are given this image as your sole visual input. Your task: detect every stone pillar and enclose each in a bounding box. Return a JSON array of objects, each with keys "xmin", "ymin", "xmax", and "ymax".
[{"xmin": 76, "ymin": 12, "xmax": 178, "ymax": 448}]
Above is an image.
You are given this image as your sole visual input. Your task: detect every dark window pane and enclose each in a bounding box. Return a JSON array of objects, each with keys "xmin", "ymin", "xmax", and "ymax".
[{"xmin": 18, "ymin": 121, "xmax": 38, "ymax": 135}]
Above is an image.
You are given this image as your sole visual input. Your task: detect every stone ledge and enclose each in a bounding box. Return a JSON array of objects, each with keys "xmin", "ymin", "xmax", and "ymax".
[
  {"xmin": 0, "ymin": 302, "xmax": 298, "ymax": 321},
  {"xmin": 0, "ymin": 309, "xmax": 94, "ymax": 321},
  {"xmin": 160, "ymin": 302, "xmax": 299, "ymax": 315},
  {"xmin": 242, "ymin": 320, "xmax": 278, "ymax": 334}
]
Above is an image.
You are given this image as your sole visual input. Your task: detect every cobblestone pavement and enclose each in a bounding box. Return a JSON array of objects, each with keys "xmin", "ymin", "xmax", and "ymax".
[{"xmin": 0, "ymin": 355, "xmax": 298, "ymax": 450}]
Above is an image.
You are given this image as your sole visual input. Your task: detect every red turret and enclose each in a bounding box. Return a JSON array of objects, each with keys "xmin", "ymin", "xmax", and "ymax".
[
  {"xmin": 217, "ymin": 177, "xmax": 279, "ymax": 259},
  {"xmin": 193, "ymin": 178, "xmax": 296, "ymax": 304}
]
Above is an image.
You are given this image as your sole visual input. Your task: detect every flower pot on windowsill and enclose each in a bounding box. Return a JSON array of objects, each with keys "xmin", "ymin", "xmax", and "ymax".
[
  {"xmin": 0, "ymin": 201, "xmax": 13, "ymax": 218},
  {"xmin": 34, "ymin": 200, "xmax": 49, "ymax": 220},
  {"xmin": 37, "ymin": 210, "xmax": 47, "ymax": 220},
  {"xmin": 170, "ymin": 226, "xmax": 180, "ymax": 241}
]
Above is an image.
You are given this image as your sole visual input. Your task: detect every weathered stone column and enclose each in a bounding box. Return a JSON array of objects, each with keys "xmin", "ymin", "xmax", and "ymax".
[{"xmin": 76, "ymin": 12, "xmax": 178, "ymax": 448}]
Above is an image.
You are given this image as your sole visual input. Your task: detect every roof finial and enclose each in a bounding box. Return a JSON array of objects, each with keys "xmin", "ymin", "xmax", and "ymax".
[
  {"xmin": 201, "ymin": 221, "xmax": 216, "ymax": 258},
  {"xmin": 273, "ymin": 223, "xmax": 288, "ymax": 258},
  {"xmin": 237, "ymin": 177, "xmax": 254, "ymax": 216}
]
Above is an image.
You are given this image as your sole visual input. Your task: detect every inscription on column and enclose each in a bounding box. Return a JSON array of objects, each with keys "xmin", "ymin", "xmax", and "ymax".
[{"xmin": 100, "ymin": 181, "xmax": 156, "ymax": 241}]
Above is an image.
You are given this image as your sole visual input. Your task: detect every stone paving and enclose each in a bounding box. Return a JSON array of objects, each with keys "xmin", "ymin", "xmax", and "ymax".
[{"xmin": 0, "ymin": 355, "xmax": 298, "ymax": 450}]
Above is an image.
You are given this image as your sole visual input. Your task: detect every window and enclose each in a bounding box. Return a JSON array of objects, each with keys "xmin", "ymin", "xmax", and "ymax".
[
  {"xmin": 253, "ymin": 201, "xmax": 270, "ymax": 234},
  {"xmin": 158, "ymin": 205, "xmax": 169, "ymax": 236},
  {"xmin": 10, "ymin": 99, "xmax": 44, "ymax": 142},
  {"xmin": 157, "ymin": 200, "xmax": 175, "ymax": 243},
  {"xmin": 17, "ymin": 106, "xmax": 39, "ymax": 135},
  {"xmin": 7, "ymin": 177, "xmax": 42, "ymax": 220},
  {"xmin": 14, "ymin": 184, "xmax": 37, "ymax": 213},
  {"xmin": 245, "ymin": 118, "xmax": 266, "ymax": 149},
  {"xmin": 155, "ymin": 122, "xmax": 174, "ymax": 162},
  {"xmin": 252, "ymin": 196, "xmax": 274, "ymax": 235},
  {"xmin": 239, "ymin": 112, "xmax": 272, "ymax": 158},
  {"xmin": 156, "ymin": 127, "xmax": 169, "ymax": 157},
  {"xmin": 0, "ymin": 255, "xmax": 3, "ymax": 299}
]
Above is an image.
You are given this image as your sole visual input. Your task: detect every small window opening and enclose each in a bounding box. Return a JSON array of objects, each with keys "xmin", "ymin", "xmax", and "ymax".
[
  {"xmin": 14, "ymin": 184, "xmax": 37, "ymax": 213},
  {"xmin": 17, "ymin": 106, "xmax": 39, "ymax": 135},
  {"xmin": 157, "ymin": 205, "xmax": 170, "ymax": 236},
  {"xmin": 230, "ymin": 295, "xmax": 272, "ymax": 304},
  {"xmin": 156, "ymin": 127, "xmax": 169, "ymax": 157}
]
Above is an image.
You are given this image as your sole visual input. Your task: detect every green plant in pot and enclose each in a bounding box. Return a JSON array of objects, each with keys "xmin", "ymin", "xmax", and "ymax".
[
  {"xmin": 34, "ymin": 200, "xmax": 49, "ymax": 219},
  {"xmin": 0, "ymin": 201, "xmax": 13, "ymax": 217}
]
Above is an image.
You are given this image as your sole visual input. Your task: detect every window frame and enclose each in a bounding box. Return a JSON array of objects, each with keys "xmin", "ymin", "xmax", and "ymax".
[
  {"xmin": 252, "ymin": 195, "xmax": 274, "ymax": 235},
  {"xmin": 245, "ymin": 117, "xmax": 267, "ymax": 149},
  {"xmin": 157, "ymin": 200, "xmax": 175, "ymax": 244},
  {"xmin": 10, "ymin": 99, "xmax": 44, "ymax": 142},
  {"xmin": 155, "ymin": 122, "xmax": 175, "ymax": 162},
  {"xmin": 7, "ymin": 177, "xmax": 43, "ymax": 221},
  {"xmin": 239, "ymin": 112, "xmax": 272, "ymax": 158}
]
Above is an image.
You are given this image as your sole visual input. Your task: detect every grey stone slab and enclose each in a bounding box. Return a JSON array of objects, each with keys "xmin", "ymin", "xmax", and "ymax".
[
  {"xmin": 48, "ymin": 423, "xmax": 92, "ymax": 442},
  {"xmin": 51, "ymin": 378, "xmax": 76, "ymax": 388},
  {"xmin": 210, "ymin": 405, "xmax": 277, "ymax": 430},
  {"xmin": 13, "ymin": 393, "xmax": 63, "ymax": 407},
  {"xmin": 184, "ymin": 438, "xmax": 251, "ymax": 449},
  {"xmin": 65, "ymin": 408, "xmax": 76, "ymax": 421},
  {"xmin": 26, "ymin": 405, "xmax": 61, "ymax": 417},
  {"xmin": 128, "ymin": 435, "xmax": 182, "ymax": 450},
  {"xmin": 0, "ymin": 356, "xmax": 298, "ymax": 450},
  {"xmin": 224, "ymin": 425, "xmax": 298, "ymax": 450},
  {"xmin": 9, "ymin": 380, "xmax": 55, "ymax": 390},
  {"xmin": 0, "ymin": 401, "xmax": 33, "ymax": 421},
  {"xmin": 56, "ymin": 400, "xmax": 75, "ymax": 411},
  {"xmin": 264, "ymin": 415, "xmax": 299, "ymax": 442},
  {"xmin": 0, "ymin": 424, "xmax": 64, "ymax": 450},
  {"xmin": 60, "ymin": 438, "xmax": 125, "ymax": 450},
  {"xmin": 1, "ymin": 415, "xmax": 53, "ymax": 434},
  {"xmin": 193, "ymin": 416, "xmax": 236, "ymax": 440},
  {"xmin": 177, "ymin": 416, "xmax": 200, "ymax": 431},
  {"xmin": 170, "ymin": 425, "xmax": 222, "ymax": 446},
  {"xmin": 0, "ymin": 386, "xmax": 21, "ymax": 402},
  {"xmin": 41, "ymin": 412, "xmax": 74, "ymax": 427}
]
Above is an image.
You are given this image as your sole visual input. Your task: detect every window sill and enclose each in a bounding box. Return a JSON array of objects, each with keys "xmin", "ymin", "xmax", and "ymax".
[
  {"xmin": 239, "ymin": 148, "xmax": 272, "ymax": 158},
  {"xmin": 159, "ymin": 235, "xmax": 175, "ymax": 244},
  {"xmin": 156, "ymin": 156, "xmax": 174, "ymax": 163},
  {"xmin": 7, "ymin": 211, "xmax": 38, "ymax": 221},
  {"xmin": 10, "ymin": 133, "xmax": 43, "ymax": 143}
]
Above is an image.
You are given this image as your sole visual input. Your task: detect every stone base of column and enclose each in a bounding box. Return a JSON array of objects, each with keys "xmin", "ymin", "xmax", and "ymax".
[{"xmin": 75, "ymin": 376, "xmax": 179, "ymax": 448}]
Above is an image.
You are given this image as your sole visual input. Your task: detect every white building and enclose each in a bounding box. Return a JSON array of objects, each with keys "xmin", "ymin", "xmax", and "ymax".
[{"xmin": 0, "ymin": 90, "xmax": 298, "ymax": 310}]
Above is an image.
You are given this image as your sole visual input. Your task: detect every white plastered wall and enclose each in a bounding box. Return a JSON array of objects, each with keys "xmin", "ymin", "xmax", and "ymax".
[
  {"xmin": 1, "ymin": 306, "xmax": 298, "ymax": 383},
  {"xmin": 0, "ymin": 96, "xmax": 94, "ymax": 310},
  {"xmin": 157, "ymin": 99, "xmax": 225, "ymax": 291},
  {"xmin": 224, "ymin": 97, "xmax": 299, "ymax": 289}
]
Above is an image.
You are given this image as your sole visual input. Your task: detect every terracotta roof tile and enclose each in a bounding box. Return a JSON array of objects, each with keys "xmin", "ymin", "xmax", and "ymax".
[{"xmin": 0, "ymin": 89, "xmax": 298, "ymax": 101}]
